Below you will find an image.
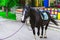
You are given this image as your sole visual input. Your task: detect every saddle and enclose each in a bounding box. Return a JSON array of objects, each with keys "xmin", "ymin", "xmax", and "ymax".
[
  {"xmin": 31, "ymin": 8, "xmax": 49, "ymax": 20},
  {"xmin": 42, "ymin": 11, "xmax": 49, "ymax": 20},
  {"xmin": 38, "ymin": 9, "xmax": 49, "ymax": 20}
]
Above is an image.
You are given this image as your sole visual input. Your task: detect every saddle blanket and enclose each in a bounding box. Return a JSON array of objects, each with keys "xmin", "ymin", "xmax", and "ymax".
[{"xmin": 42, "ymin": 12, "xmax": 48, "ymax": 20}]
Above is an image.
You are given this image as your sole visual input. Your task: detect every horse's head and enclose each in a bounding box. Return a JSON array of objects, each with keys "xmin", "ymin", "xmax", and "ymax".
[{"xmin": 21, "ymin": 6, "xmax": 30, "ymax": 23}]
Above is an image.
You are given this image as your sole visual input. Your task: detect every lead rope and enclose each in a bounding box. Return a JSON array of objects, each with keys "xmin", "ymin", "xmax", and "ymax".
[
  {"xmin": 0, "ymin": 23, "xmax": 25, "ymax": 40},
  {"xmin": 26, "ymin": 25, "xmax": 32, "ymax": 31}
]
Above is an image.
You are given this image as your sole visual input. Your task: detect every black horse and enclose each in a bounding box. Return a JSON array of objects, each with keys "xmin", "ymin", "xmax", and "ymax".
[{"xmin": 21, "ymin": 6, "xmax": 58, "ymax": 39}]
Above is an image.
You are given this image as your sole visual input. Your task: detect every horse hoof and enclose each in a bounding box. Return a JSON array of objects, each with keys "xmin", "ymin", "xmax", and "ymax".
[
  {"xmin": 44, "ymin": 37, "xmax": 47, "ymax": 38},
  {"xmin": 40, "ymin": 37, "xmax": 43, "ymax": 38},
  {"xmin": 44, "ymin": 35, "xmax": 47, "ymax": 38},
  {"xmin": 40, "ymin": 35, "xmax": 43, "ymax": 38}
]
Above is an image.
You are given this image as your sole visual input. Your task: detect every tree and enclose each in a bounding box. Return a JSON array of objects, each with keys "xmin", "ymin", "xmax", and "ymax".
[{"xmin": 0, "ymin": 0, "xmax": 18, "ymax": 16}]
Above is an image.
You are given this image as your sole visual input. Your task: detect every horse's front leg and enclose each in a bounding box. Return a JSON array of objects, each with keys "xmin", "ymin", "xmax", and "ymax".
[
  {"xmin": 31, "ymin": 26, "xmax": 36, "ymax": 40},
  {"xmin": 37, "ymin": 26, "xmax": 40, "ymax": 37}
]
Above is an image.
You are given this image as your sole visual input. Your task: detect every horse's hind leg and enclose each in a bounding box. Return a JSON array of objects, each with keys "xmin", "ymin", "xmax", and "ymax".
[
  {"xmin": 40, "ymin": 26, "xmax": 44, "ymax": 38},
  {"xmin": 37, "ymin": 26, "xmax": 40, "ymax": 37},
  {"xmin": 44, "ymin": 23, "xmax": 49, "ymax": 38}
]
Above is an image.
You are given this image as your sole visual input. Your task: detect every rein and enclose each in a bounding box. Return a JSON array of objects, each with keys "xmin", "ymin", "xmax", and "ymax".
[{"xmin": 0, "ymin": 23, "xmax": 25, "ymax": 40}]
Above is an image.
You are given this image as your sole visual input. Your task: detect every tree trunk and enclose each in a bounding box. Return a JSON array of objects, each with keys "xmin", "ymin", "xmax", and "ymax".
[
  {"xmin": 6, "ymin": 7, "xmax": 8, "ymax": 16},
  {"xmin": 2, "ymin": 6, "xmax": 4, "ymax": 11}
]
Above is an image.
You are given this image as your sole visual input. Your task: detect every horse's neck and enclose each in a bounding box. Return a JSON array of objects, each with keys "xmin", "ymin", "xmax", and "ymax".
[
  {"xmin": 30, "ymin": 10, "xmax": 40, "ymax": 20},
  {"xmin": 30, "ymin": 13, "xmax": 35, "ymax": 19},
  {"xmin": 29, "ymin": 10, "xmax": 35, "ymax": 20},
  {"xmin": 29, "ymin": 8, "xmax": 42, "ymax": 19}
]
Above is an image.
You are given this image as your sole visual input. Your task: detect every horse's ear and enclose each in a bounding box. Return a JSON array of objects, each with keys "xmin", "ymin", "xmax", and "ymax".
[
  {"xmin": 28, "ymin": 5, "xmax": 31, "ymax": 7},
  {"xmin": 28, "ymin": 6, "xmax": 31, "ymax": 8}
]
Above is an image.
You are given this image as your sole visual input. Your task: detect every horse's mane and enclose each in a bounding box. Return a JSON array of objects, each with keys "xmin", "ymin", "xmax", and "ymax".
[
  {"xmin": 29, "ymin": 8, "xmax": 44, "ymax": 21},
  {"xmin": 30, "ymin": 8, "xmax": 36, "ymax": 12},
  {"xmin": 30, "ymin": 8, "xmax": 41, "ymax": 14}
]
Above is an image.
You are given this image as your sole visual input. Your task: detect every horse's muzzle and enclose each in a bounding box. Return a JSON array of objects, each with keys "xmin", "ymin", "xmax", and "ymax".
[{"xmin": 21, "ymin": 20, "xmax": 25, "ymax": 23}]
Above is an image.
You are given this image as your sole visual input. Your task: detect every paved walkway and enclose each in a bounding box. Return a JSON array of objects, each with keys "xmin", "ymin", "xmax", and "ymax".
[{"xmin": 0, "ymin": 17, "xmax": 60, "ymax": 40}]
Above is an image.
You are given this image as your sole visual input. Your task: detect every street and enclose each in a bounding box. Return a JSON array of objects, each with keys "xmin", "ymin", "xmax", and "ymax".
[{"xmin": 0, "ymin": 17, "xmax": 60, "ymax": 40}]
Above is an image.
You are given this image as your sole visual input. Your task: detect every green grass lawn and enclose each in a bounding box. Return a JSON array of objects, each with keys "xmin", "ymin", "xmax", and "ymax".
[{"xmin": 0, "ymin": 11, "xmax": 16, "ymax": 20}]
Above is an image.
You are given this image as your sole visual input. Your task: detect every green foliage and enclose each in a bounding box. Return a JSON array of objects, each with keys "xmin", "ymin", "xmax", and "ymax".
[
  {"xmin": 0, "ymin": 0, "xmax": 18, "ymax": 8},
  {"xmin": 0, "ymin": 0, "xmax": 9, "ymax": 6},
  {"xmin": 0, "ymin": 11, "xmax": 16, "ymax": 20}
]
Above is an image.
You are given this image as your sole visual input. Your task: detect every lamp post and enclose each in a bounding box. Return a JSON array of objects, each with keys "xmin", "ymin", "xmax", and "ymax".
[{"xmin": 49, "ymin": 0, "xmax": 50, "ymax": 7}]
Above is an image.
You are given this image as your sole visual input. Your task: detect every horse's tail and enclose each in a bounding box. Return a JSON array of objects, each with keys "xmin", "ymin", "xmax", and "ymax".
[
  {"xmin": 45, "ymin": 11, "xmax": 58, "ymax": 26},
  {"xmin": 50, "ymin": 17, "xmax": 58, "ymax": 26}
]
